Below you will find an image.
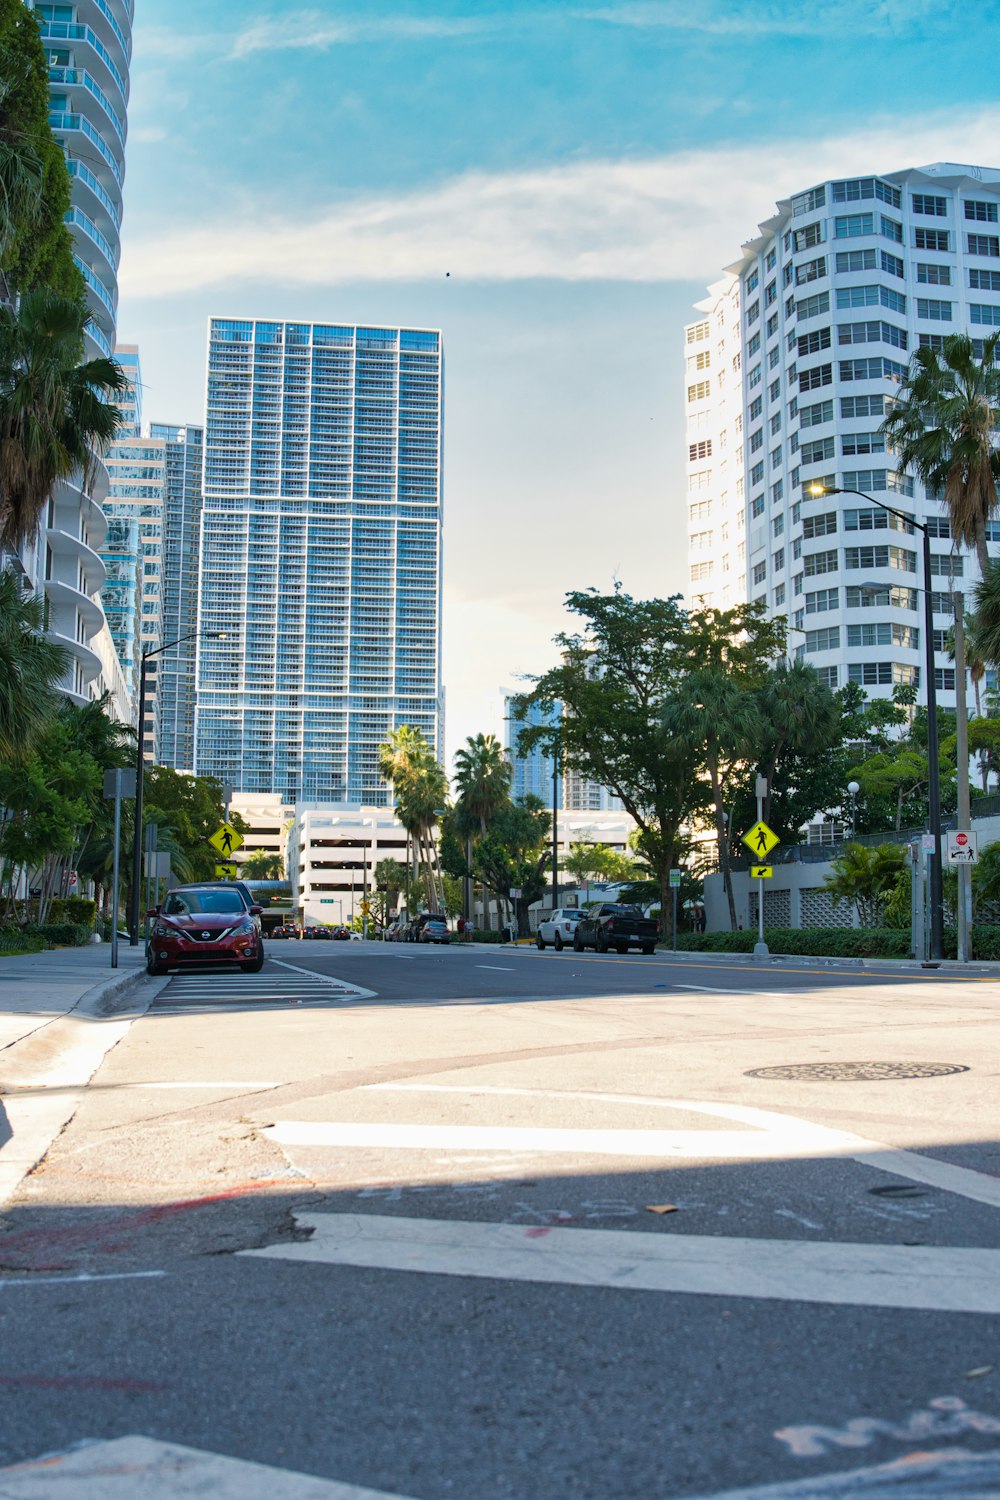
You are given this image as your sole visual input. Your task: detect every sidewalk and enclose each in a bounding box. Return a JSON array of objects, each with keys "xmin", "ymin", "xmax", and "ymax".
[
  {"xmin": 0, "ymin": 942, "xmax": 148, "ymax": 1056},
  {"xmin": 0, "ymin": 943, "xmax": 150, "ymax": 1210}
]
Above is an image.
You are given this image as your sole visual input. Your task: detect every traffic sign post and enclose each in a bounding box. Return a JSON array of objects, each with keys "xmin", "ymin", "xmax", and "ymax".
[
  {"xmin": 744, "ymin": 779, "xmax": 778, "ymax": 958},
  {"xmin": 669, "ymin": 869, "xmax": 681, "ymax": 951},
  {"xmin": 102, "ymin": 768, "xmax": 136, "ymax": 970},
  {"xmin": 208, "ymin": 822, "xmax": 244, "ymax": 858},
  {"xmin": 947, "ymin": 830, "xmax": 979, "ymax": 864}
]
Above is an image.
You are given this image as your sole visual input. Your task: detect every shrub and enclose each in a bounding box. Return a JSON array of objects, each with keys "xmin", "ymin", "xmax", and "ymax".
[
  {"xmin": 61, "ymin": 897, "xmax": 97, "ymax": 927},
  {"xmin": 470, "ymin": 929, "xmax": 505, "ymax": 944},
  {"xmin": 675, "ymin": 927, "xmax": 913, "ymax": 958},
  {"xmin": 29, "ymin": 922, "xmax": 92, "ymax": 947},
  {"xmin": 0, "ymin": 927, "xmax": 45, "ymax": 954}
]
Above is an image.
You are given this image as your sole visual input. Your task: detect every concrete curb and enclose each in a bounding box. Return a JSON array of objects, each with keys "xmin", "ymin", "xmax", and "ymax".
[
  {"xmin": 654, "ymin": 948, "xmax": 1000, "ymax": 974},
  {"xmin": 74, "ymin": 960, "xmax": 150, "ymax": 1019}
]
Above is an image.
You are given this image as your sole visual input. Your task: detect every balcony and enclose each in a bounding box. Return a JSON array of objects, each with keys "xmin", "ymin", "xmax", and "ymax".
[
  {"xmin": 46, "ymin": 526, "xmax": 107, "ymax": 592},
  {"xmin": 49, "ymin": 66, "xmax": 126, "ymax": 152},
  {"xmin": 44, "ymin": 577, "xmax": 104, "ymax": 635}
]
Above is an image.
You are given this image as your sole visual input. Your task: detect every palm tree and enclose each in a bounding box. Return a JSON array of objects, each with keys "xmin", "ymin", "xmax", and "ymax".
[
  {"xmin": 0, "ymin": 287, "xmax": 127, "ymax": 550},
  {"xmin": 378, "ymin": 726, "xmax": 448, "ymax": 912},
  {"xmin": 822, "ymin": 842, "xmax": 908, "ymax": 928},
  {"xmin": 453, "ymin": 732, "xmax": 511, "ymax": 930},
  {"xmin": 880, "ymin": 332, "xmax": 1000, "ymax": 574},
  {"xmin": 0, "ymin": 567, "xmax": 67, "ymax": 758}
]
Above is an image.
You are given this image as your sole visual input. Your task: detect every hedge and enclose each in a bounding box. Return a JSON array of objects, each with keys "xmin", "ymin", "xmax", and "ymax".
[
  {"xmin": 0, "ymin": 928, "xmax": 45, "ymax": 954},
  {"xmin": 28, "ymin": 922, "xmax": 93, "ymax": 947},
  {"xmin": 672, "ymin": 926, "xmax": 1000, "ymax": 960}
]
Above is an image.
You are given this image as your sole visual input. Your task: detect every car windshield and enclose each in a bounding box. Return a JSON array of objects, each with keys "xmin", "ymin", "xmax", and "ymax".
[
  {"xmin": 164, "ymin": 889, "xmax": 246, "ymax": 916},
  {"xmin": 603, "ymin": 904, "xmax": 642, "ymax": 916}
]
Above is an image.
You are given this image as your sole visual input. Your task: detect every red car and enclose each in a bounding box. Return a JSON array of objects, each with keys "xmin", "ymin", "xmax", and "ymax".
[{"xmin": 146, "ymin": 885, "xmax": 265, "ymax": 975}]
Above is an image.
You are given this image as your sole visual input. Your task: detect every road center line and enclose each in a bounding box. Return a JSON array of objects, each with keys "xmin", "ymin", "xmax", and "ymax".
[{"xmin": 475, "ymin": 965, "xmax": 514, "ymax": 971}]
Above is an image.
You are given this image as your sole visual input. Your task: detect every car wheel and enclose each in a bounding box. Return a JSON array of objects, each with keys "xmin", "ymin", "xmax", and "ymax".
[
  {"xmin": 642, "ymin": 943, "xmax": 655, "ymax": 955},
  {"xmin": 554, "ymin": 932, "xmax": 564, "ymax": 951},
  {"xmin": 146, "ymin": 954, "xmax": 165, "ymax": 976},
  {"xmin": 242, "ymin": 950, "xmax": 265, "ymax": 973},
  {"xmin": 573, "ymin": 932, "xmax": 583, "ymax": 952},
  {"xmin": 596, "ymin": 931, "xmax": 608, "ymax": 953},
  {"xmin": 536, "ymin": 931, "xmax": 545, "ymax": 949}
]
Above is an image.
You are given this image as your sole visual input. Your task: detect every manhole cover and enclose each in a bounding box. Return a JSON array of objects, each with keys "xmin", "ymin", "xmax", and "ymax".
[{"xmin": 745, "ymin": 1061, "xmax": 969, "ymax": 1082}]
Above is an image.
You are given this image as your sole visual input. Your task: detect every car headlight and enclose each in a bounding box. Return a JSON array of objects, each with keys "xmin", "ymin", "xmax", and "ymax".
[
  {"xmin": 232, "ymin": 919, "xmax": 255, "ymax": 936},
  {"xmin": 152, "ymin": 923, "xmax": 172, "ymax": 938}
]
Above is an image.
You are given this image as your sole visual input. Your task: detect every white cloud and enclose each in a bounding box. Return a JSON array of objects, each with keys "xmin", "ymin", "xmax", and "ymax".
[
  {"xmin": 573, "ymin": 0, "xmax": 938, "ymax": 36},
  {"xmin": 228, "ymin": 11, "xmax": 499, "ymax": 59},
  {"xmin": 118, "ymin": 109, "xmax": 1000, "ymax": 299}
]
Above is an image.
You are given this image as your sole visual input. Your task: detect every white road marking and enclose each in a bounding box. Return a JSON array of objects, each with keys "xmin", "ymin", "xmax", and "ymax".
[
  {"xmin": 0, "ymin": 1435, "xmax": 412, "ymax": 1497},
  {"xmin": 246, "ymin": 1211, "xmax": 1000, "ymax": 1314},
  {"xmin": 678, "ymin": 1447, "xmax": 1000, "ymax": 1497},
  {"xmin": 0, "ymin": 1271, "xmax": 166, "ymax": 1290},
  {"xmin": 475, "ymin": 965, "xmax": 514, "ymax": 971},
  {"xmin": 122, "ymin": 1080, "xmax": 280, "ymax": 1091},
  {"xmin": 269, "ymin": 958, "xmax": 376, "ymax": 998},
  {"xmin": 358, "ymin": 1085, "xmax": 1000, "ymax": 1210}
]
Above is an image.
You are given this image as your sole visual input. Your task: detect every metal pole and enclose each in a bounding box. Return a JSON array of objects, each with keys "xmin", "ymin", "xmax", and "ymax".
[
  {"xmin": 111, "ymin": 780, "xmax": 122, "ymax": 970},
  {"xmin": 921, "ymin": 528, "xmax": 944, "ymax": 961},
  {"xmin": 753, "ymin": 774, "xmax": 769, "ymax": 958},
  {"xmin": 954, "ymin": 591, "xmax": 972, "ymax": 962},
  {"xmin": 128, "ymin": 652, "xmax": 147, "ymax": 945},
  {"xmin": 672, "ymin": 886, "xmax": 677, "ymax": 953},
  {"xmin": 551, "ymin": 748, "xmax": 559, "ymax": 911}
]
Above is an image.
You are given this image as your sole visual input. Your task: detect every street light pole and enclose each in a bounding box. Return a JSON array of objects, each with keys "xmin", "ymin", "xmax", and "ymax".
[
  {"xmin": 129, "ymin": 630, "xmax": 222, "ymax": 945},
  {"xmin": 809, "ymin": 485, "xmax": 943, "ymax": 960}
]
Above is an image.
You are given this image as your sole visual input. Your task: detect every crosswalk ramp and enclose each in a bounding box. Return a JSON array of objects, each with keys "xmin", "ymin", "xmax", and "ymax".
[{"xmin": 151, "ymin": 959, "xmax": 374, "ymax": 1013}]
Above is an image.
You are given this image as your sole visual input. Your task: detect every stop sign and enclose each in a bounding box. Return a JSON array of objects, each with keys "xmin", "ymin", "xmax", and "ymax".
[{"xmin": 956, "ymin": 832, "xmax": 969, "ymax": 846}]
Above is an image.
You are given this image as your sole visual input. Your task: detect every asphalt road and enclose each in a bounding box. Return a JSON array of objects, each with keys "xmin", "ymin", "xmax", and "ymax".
[{"xmin": 1, "ymin": 942, "xmax": 999, "ymax": 1497}]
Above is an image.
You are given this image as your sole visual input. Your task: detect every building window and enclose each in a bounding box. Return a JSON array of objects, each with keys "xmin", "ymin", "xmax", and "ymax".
[
  {"xmin": 802, "ymin": 548, "xmax": 838, "ymax": 577},
  {"xmin": 838, "ymin": 320, "xmax": 908, "ymax": 350},
  {"xmin": 750, "ymin": 460, "xmax": 764, "ymax": 485},
  {"xmin": 797, "ymin": 290, "xmax": 830, "ymax": 320},
  {"xmin": 773, "ymin": 547, "xmax": 785, "ymax": 571},
  {"xmin": 687, "ymin": 379, "xmax": 711, "ymax": 402},
  {"xmin": 839, "ymin": 356, "xmax": 907, "ymax": 383},
  {"xmin": 841, "ymin": 431, "xmax": 885, "ymax": 455},
  {"xmin": 846, "ymin": 584, "xmax": 917, "ymax": 611},
  {"xmin": 773, "ymin": 582, "xmax": 785, "ymax": 606},
  {"xmin": 805, "ymin": 587, "xmax": 838, "ymax": 613},
  {"xmin": 970, "ymin": 267, "xmax": 1000, "ymax": 291},
  {"xmin": 802, "ymin": 511, "xmax": 837, "ymax": 539},
  {"xmin": 753, "ymin": 560, "xmax": 767, "ymax": 585},
  {"xmin": 844, "ymin": 506, "xmax": 911, "ymax": 533},
  {"xmin": 880, "ymin": 215, "xmax": 903, "ymax": 243},
  {"xmin": 835, "ymin": 213, "xmax": 874, "ymax": 238},
  {"xmin": 748, "ymin": 363, "xmax": 762, "ymax": 388},
  {"xmin": 688, "ymin": 440, "xmax": 712, "ymax": 461},
  {"xmin": 916, "ymin": 298, "xmax": 953, "ymax": 321},
  {"xmin": 793, "ymin": 222, "xmax": 824, "ymax": 251},
  {"xmin": 800, "ymin": 436, "xmax": 835, "ymax": 466},
  {"xmin": 912, "ymin": 193, "xmax": 947, "ymax": 216},
  {"xmin": 795, "ymin": 256, "xmax": 827, "ymax": 285},
  {"xmin": 917, "ymin": 262, "xmax": 952, "ymax": 285},
  {"xmin": 747, "ymin": 269, "xmax": 759, "ymax": 292},
  {"xmin": 797, "ymin": 327, "xmax": 831, "ymax": 356},
  {"xmin": 965, "ymin": 200, "xmax": 999, "ymax": 223},
  {"xmin": 750, "ymin": 429, "xmax": 763, "ymax": 453},
  {"xmin": 914, "ymin": 227, "xmax": 951, "ymax": 252},
  {"xmin": 970, "ymin": 303, "xmax": 1000, "ymax": 327},
  {"xmin": 934, "ymin": 668, "xmax": 957, "ymax": 691},
  {"xmin": 816, "ymin": 665, "xmax": 839, "ymax": 688},
  {"xmin": 799, "ymin": 363, "xmax": 833, "ymax": 391},
  {"xmin": 880, "ymin": 251, "xmax": 905, "ymax": 278},
  {"xmin": 841, "ymin": 394, "xmax": 887, "ymax": 419},
  {"xmin": 836, "ymin": 248, "xmax": 876, "ymax": 273},
  {"xmin": 927, "ymin": 553, "xmax": 963, "ymax": 576},
  {"xmin": 804, "ymin": 626, "xmax": 840, "ymax": 652},
  {"xmin": 751, "ymin": 495, "xmax": 765, "ymax": 518}
]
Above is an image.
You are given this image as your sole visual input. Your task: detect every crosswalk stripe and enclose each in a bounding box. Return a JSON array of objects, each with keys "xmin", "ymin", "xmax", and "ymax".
[
  {"xmin": 152, "ymin": 962, "xmax": 373, "ymax": 1011},
  {"xmin": 679, "ymin": 1448, "xmax": 1000, "ymax": 1497},
  {"xmin": 0, "ymin": 1435, "xmax": 414, "ymax": 1497},
  {"xmin": 245, "ymin": 1212, "xmax": 1000, "ymax": 1314}
]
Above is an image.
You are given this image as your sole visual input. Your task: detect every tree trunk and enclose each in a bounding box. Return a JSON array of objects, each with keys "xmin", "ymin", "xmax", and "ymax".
[
  {"xmin": 709, "ymin": 751, "xmax": 737, "ymax": 931},
  {"xmin": 975, "ymin": 519, "xmax": 990, "ymax": 580}
]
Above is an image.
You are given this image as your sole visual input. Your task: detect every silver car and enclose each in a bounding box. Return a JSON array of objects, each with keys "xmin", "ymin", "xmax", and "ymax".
[{"xmin": 536, "ymin": 908, "xmax": 584, "ymax": 951}]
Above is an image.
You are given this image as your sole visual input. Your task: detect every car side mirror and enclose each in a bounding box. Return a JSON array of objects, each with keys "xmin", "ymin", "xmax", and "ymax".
[
  {"xmin": 249, "ymin": 904, "xmax": 264, "ymax": 915},
  {"xmin": 147, "ymin": 906, "xmax": 160, "ymax": 918}
]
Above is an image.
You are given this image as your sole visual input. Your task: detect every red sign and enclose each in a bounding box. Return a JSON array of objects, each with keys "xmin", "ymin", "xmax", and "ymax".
[{"xmin": 956, "ymin": 832, "xmax": 969, "ymax": 846}]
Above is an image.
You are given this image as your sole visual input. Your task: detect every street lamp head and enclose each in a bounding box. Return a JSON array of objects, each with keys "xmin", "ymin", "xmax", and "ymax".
[
  {"xmin": 847, "ymin": 781, "xmax": 860, "ymax": 796},
  {"xmin": 807, "ymin": 483, "xmax": 828, "ymax": 497}
]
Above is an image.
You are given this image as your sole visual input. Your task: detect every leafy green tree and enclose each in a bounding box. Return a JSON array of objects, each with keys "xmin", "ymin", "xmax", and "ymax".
[
  {"xmin": 513, "ymin": 589, "xmax": 704, "ymax": 923},
  {"xmin": 0, "ymin": 0, "xmax": 82, "ymax": 295},
  {"xmin": 241, "ymin": 851, "xmax": 285, "ymax": 881},
  {"xmin": 141, "ymin": 768, "xmax": 233, "ymax": 887},
  {"xmin": 0, "ymin": 287, "xmax": 127, "ymax": 550},
  {"xmin": 0, "ymin": 569, "xmax": 68, "ymax": 759},
  {"xmin": 374, "ymin": 856, "xmax": 407, "ymax": 915},
  {"xmin": 881, "ymin": 331, "xmax": 1000, "ymax": 573},
  {"xmin": 473, "ymin": 796, "xmax": 551, "ymax": 936},
  {"xmin": 822, "ymin": 842, "xmax": 908, "ymax": 927}
]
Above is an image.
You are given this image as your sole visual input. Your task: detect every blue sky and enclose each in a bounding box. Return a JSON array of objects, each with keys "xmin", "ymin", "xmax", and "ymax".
[{"xmin": 118, "ymin": 0, "xmax": 1000, "ymax": 764}]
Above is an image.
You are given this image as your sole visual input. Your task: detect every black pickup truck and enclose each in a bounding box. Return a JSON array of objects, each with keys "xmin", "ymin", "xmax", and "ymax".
[{"xmin": 573, "ymin": 903, "xmax": 658, "ymax": 955}]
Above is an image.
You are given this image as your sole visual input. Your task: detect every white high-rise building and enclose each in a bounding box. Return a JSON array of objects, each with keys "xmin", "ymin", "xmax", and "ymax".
[
  {"xmin": 194, "ymin": 319, "xmax": 444, "ymax": 804},
  {"xmin": 33, "ymin": 0, "xmax": 134, "ymax": 714},
  {"xmin": 152, "ymin": 423, "xmax": 204, "ymax": 771},
  {"xmin": 688, "ymin": 163, "xmax": 1000, "ymax": 710}
]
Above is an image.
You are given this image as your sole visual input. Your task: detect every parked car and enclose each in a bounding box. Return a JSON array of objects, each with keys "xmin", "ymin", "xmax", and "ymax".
[
  {"xmin": 573, "ymin": 903, "xmax": 658, "ymax": 955},
  {"xmin": 332, "ymin": 926, "xmax": 351, "ymax": 941},
  {"xmin": 146, "ymin": 884, "xmax": 265, "ymax": 975},
  {"xmin": 410, "ymin": 912, "xmax": 448, "ymax": 944},
  {"xmin": 172, "ymin": 878, "xmax": 258, "ymax": 913},
  {"xmin": 536, "ymin": 908, "xmax": 585, "ymax": 951},
  {"xmin": 418, "ymin": 915, "xmax": 450, "ymax": 945}
]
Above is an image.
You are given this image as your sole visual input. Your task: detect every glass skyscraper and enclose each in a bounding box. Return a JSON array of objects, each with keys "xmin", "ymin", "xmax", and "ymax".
[
  {"xmin": 152, "ymin": 423, "xmax": 204, "ymax": 771},
  {"xmin": 194, "ymin": 319, "xmax": 444, "ymax": 805}
]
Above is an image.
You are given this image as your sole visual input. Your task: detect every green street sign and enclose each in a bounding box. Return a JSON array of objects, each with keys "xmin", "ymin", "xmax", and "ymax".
[{"xmin": 669, "ymin": 870, "xmax": 682, "ymax": 888}]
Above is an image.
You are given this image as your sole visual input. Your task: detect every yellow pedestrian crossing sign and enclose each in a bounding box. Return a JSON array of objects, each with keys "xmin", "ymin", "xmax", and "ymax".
[
  {"xmin": 208, "ymin": 822, "xmax": 243, "ymax": 857},
  {"xmin": 743, "ymin": 820, "xmax": 779, "ymax": 859},
  {"xmin": 215, "ymin": 863, "xmax": 239, "ymax": 879},
  {"xmin": 750, "ymin": 865, "xmax": 773, "ymax": 880}
]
